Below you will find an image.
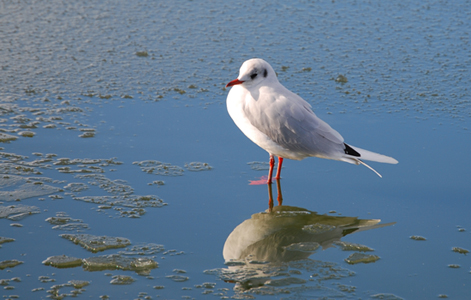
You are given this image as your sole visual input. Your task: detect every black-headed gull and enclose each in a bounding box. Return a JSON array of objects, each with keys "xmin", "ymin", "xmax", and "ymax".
[{"xmin": 226, "ymin": 58, "xmax": 398, "ymax": 184}]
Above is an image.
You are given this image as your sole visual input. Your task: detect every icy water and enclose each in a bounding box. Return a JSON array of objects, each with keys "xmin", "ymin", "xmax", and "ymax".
[{"xmin": 1, "ymin": 1, "xmax": 470, "ymax": 299}]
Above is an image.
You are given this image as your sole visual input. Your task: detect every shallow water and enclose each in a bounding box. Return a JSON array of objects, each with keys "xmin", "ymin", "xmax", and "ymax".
[{"xmin": 1, "ymin": 1, "xmax": 470, "ymax": 299}]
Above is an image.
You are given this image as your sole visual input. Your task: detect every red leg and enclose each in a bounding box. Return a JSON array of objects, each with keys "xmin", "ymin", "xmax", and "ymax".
[
  {"xmin": 267, "ymin": 154, "xmax": 275, "ymax": 184},
  {"xmin": 275, "ymin": 157, "xmax": 283, "ymax": 179}
]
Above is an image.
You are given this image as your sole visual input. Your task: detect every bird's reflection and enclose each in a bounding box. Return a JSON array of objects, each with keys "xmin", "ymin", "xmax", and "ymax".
[
  {"xmin": 267, "ymin": 178, "xmax": 283, "ymax": 212},
  {"xmin": 215, "ymin": 180, "xmax": 395, "ymax": 295}
]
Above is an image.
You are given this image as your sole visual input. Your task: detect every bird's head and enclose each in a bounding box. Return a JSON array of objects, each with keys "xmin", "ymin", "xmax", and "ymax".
[{"xmin": 226, "ymin": 58, "xmax": 277, "ymax": 88}]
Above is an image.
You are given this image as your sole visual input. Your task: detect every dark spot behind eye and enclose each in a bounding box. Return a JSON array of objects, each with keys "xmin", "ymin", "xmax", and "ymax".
[
  {"xmin": 250, "ymin": 73, "xmax": 257, "ymax": 80},
  {"xmin": 263, "ymin": 69, "xmax": 267, "ymax": 77}
]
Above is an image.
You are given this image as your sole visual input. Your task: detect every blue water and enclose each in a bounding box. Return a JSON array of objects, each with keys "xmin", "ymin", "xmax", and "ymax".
[{"xmin": 1, "ymin": 1, "xmax": 470, "ymax": 299}]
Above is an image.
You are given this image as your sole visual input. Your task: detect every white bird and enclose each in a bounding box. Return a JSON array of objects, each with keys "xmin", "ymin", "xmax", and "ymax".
[{"xmin": 226, "ymin": 58, "xmax": 398, "ymax": 184}]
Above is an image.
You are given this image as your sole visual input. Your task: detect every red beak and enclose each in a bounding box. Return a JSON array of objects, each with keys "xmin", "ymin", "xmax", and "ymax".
[{"xmin": 226, "ymin": 78, "xmax": 244, "ymax": 88}]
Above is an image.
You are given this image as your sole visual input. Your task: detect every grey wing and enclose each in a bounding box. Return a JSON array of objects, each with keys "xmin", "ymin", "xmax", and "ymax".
[
  {"xmin": 280, "ymin": 100, "xmax": 345, "ymax": 155},
  {"xmin": 245, "ymin": 90, "xmax": 345, "ymax": 157}
]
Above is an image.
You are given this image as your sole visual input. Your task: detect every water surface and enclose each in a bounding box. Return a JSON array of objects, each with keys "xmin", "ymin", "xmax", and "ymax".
[{"xmin": 1, "ymin": 1, "xmax": 470, "ymax": 299}]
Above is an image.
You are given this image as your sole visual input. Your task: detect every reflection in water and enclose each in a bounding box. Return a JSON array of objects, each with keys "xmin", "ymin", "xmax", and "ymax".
[
  {"xmin": 212, "ymin": 180, "xmax": 395, "ymax": 297},
  {"xmin": 267, "ymin": 178, "xmax": 283, "ymax": 212}
]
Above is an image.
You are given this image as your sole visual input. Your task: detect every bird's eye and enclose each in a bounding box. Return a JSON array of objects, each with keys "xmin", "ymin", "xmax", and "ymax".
[{"xmin": 250, "ymin": 73, "xmax": 257, "ymax": 80}]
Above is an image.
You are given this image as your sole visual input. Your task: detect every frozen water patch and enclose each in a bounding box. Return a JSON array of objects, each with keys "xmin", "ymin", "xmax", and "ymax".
[
  {"xmin": 0, "ymin": 237, "xmax": 15, "ymax": 245},
  {"xmin": 0, "ymin": 259, "xmax": 23, "ymax": 270},
  {"xmin": 0, "ymin": 204, "xmax": 40, "ymax": 220},
  {"xmin": 247, "ymin": 161, "xmax": 270, "ymax": 171},
  {"xmin": 42, "ymin": 255, "xmax": 83, "ymax": 268},
  {"xmin": 206, "ymin": 259, "xmax": 356, "ymax": 297},
  {"xmin": 0, "ymin": 133, "xmax": 18, "ymax": 143},
  {"xmin": 83, "ymin": 255, "xmax": 157, "ymax": 275},
  {"xmin": 46, "ymin": 212, "xmax": 89, "ymax": 231},
  {"xmin": 451, "ymin": 247, "xmax": 469, "ymax": 255},
  {"xmin": 283, "ymin": 242, "xmax": 321, "ymax": 253},
  {"xmin": 344, "ymin": 253, "xmax": 380, "ymax": 264},
  {"xmin": 74, "ymin": 195, "xmax": 166, "ymax": 218},
  {"xmin": 0, "ymin": 175, "xmax": 61, "ymax": 201},
  {"xmin": 72, "ymin": 173, "xmax": 167, "ymax": 217},
  {"xmin": 184, "ymin": 162, "xmax": 212, "ymax": 171},
  {"xmin": 74, "ymin": 174, "xmax": 133, "ymax": 195},
  {"xmin": 63, "ymin": 182, "xmax": 89, "ymax": 193},
  {"xmin": 54, "ymin": 157, "xmax": 121, "ymax": 174},
  {"xmin": 110, "ymin": 275, "xmax": 135, "ymax": 285},
  {"xmin": 52, "ymin": 223, "xmax": 90, "ymax": 231},
  {"xmin": 118, "ymin": 243, "xmax": 165, "ymax": 255},
  {"xmin": 60, "ymin": 234, "xmax": 131, "ymax": 253},
  {"xmin": 302, "ymin": 223, "xmax": 337, "ymax": 235},
  {"xmin": 334, "ymin": 241, "xmax": 374, "ymax": 252},
  {"xmin": 133, "ymin": 160, "xmax": 184, "ymax": 176},
  {"xmin": 371, "ymin": 293, "xmax": 405, "ymax": 300},
  {"xmin": 166, "ymin": 275, "xmax": 189, "ymax": 282}
]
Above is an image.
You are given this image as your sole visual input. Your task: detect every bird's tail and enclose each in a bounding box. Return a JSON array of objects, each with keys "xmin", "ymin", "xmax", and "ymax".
[
  {"xmin": 342, "ymin": 143, "xmax": 398, "ymax": 177},
  {"xmin": 347, "ymin": 144, "xmax": 398, "ymax": 164}
]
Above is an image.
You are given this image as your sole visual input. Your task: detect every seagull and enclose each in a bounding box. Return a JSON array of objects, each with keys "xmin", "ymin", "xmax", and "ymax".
[{"xmin": 225, "ymin": 58, "xmax": 398, "ymax": 184}]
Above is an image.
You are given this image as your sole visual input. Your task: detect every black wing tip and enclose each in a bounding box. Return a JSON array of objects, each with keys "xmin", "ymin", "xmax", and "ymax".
[{"xmin": 344, "ymin": 143, "xmax": 361, "ymax": 157}]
